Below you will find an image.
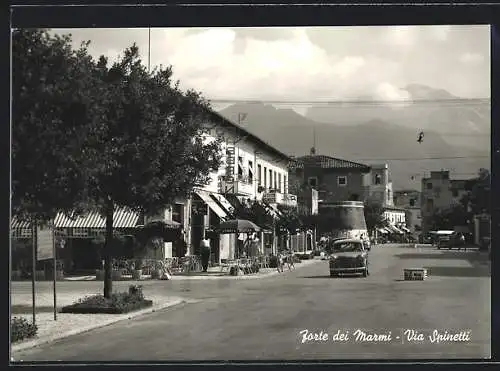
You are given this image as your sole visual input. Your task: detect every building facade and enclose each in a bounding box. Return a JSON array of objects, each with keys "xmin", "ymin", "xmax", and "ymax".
[
  {"xmin": 182, "ymin": 111, "xmax": 294, "ymax": 261},
  {"xmin": 393, "ymin": 190, "xmax": 422, "ymax": 234},
  {"xmin": 365, "ymin": 164, "xmax": 394, "ymax": 207},
  {"xmin": 420, "ymin": 170, "xmax": 471, "ymax": 234},
  {"xmin": 288, "ymin": 151, "xmax": 372, "ymax": 203},
  {"xmin": 383, "ymin": 207, "xmax": 407, "ymax": 230}
]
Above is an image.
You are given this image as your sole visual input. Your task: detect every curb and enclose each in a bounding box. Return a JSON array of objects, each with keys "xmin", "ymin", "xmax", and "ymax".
[
  {"xmin": 171, "ymin": 258, "xmax": 322, "ymax": 280},
  {"xmin": 11, "ymin": 299, "xmax": 185, "ymax": 353}
]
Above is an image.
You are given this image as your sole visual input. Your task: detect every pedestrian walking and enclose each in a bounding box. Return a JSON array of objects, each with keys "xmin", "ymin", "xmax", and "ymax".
[
  {"xmin": 200, "ymin": 236, "xmax": 211, "ymax": 272},
  {"xmin": 287, "ymin": 251, "xmax": 295, "ymax": 270},
  {"xmin": 277, "ymin": 252, "xmax": 284, "ymax": 273}
]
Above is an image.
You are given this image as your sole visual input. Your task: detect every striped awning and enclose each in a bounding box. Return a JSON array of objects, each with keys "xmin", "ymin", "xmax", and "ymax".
[
  {"xmin": 210, "ymin": 193, "xmax": 235, "ymax": 216},
  {"xmin": 262, "ymin": 202, "xmax": 282, "ymax": 219},
  {"xmin": 11, "ymin": 217, "xmax": 33, "ymax": 238},
  {"xmin": 54, "ymin": 209, "xmax": 140, "ymax": 229},
  {"xmin": 193, "ymin": 190, "xmax": 228, "ymax": 219},
  {"xmin": 387, "ymin": 224, "xmax": 404, "ymax": 234},
  {"xmin": 377, "ymin": 227, "xmax": 388, "ymax": 234},
  {"xmin": 11, "ymin": 217, "xmax": 31, "ymax": 229}
]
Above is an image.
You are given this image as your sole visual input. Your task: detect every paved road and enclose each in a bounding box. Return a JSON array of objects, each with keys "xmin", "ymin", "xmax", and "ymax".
[{"xmin": 13, "ymin": 246, "xmax": 491, "ymax": 361}]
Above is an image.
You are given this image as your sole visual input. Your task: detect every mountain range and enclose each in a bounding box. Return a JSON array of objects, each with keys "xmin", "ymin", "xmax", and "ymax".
[{"xmin": 218, "ymin": 84, "xmax": 490, "ymax": 191}]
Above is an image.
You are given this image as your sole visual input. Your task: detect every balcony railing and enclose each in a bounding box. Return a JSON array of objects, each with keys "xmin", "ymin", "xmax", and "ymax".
[
  {"xmin": 262, "ymin": 191, "xmax": 298, "ymax": 207},
  {"xmin": 219, "ymin": 176, "xmax": 254, "ymax": 196}
]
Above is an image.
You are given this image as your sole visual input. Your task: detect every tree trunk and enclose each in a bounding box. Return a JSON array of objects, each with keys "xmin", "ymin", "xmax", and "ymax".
[{"xmin": 103, "ymin": 198, "xmax": 114, "ymax": 299}]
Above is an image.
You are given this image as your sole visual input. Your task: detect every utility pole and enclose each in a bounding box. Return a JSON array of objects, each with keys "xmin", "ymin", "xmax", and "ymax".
[{"xmin": 148, "ymin": 27, "xmax": 151, "ymax": 73}]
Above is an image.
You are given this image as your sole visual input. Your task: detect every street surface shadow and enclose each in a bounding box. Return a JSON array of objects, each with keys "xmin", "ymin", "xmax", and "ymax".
[
  {"xmin": 299, "ymin": 275, "xmax": 364, "ymax": 279},
  {"xmin": 425, "ymin": 266, "xmax": 490, "ymax": 278},
  {"xmin": 396, "ymin": 252, "xmax": 477, "ymax": 260},
  {"xmin": 396, "ymin": 252, "xmax": 488, "ymax": 267}
]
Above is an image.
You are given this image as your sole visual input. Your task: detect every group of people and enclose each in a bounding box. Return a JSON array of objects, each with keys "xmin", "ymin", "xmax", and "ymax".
[{"xmin": 276, "ymin": 250, "xmax": 295, "ymax": 273}]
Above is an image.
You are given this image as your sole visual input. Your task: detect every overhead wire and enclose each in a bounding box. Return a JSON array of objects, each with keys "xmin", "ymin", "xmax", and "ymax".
[{"xmin": 209, "ymin": 97, "xmax": 491, "ymax": 107}]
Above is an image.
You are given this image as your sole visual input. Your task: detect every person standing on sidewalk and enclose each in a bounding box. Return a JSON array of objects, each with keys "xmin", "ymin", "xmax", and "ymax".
[{"xmin": 200, "ymin": 236, "xmax": 211, "ymax": 272}]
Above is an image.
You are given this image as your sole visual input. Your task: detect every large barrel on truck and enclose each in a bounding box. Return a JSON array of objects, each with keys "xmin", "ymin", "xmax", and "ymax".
[{"xmin": 317, "ymin": 201, "xmax": 368, "ymax": 240}]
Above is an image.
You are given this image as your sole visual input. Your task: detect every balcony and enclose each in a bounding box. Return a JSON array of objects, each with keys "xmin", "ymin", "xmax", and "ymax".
[
  {"xmin": 262, "ymin": 190, "xmax": 298, "ymax": 207},
  {"xmin": 219, "ymin": 176, "xmax": 254, "ymax": 196}
]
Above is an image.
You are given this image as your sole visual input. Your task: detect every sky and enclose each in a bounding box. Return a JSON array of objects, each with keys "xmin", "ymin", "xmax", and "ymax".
[{"xmin": 53, "ymin": 26, "xmax": 490, "ymax": 113}]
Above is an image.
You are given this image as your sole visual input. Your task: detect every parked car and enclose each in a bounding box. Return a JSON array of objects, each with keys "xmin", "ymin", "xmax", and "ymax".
[
  {"xmin": 437, "ymin": 232, "xmax": 466, "ymax": 250},
  {"xmin": 329, "ymin": 239, "xmax": 369, "ymax": 278}
]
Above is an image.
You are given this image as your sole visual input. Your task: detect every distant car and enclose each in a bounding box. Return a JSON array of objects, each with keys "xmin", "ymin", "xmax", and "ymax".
[
  {"xmin": 437, "ymin": 232, "xmax": 466, "ymax": 250},
  {"xmin": 329, "ymin": 239, "xmax": 369, "ymax": 278}
]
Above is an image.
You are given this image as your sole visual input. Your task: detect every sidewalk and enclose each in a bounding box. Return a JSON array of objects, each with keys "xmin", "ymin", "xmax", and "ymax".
[
  {"xmin": 11, "ymin": 259, "xmax": 321, "ymax": 354},
  {"xmin": 11, "ymin": 293, "xmax": 188, "ymax": 354},
  {"xmin": 171, "ymin": 258, "xmax": 320, "ymax": 280},
  {"xmin": 38, "ymin": 257, "xmax": 322, "ymax": 282}
]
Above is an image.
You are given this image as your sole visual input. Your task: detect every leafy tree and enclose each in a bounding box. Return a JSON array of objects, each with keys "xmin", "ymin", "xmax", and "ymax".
[
  {"xmin": 12, "ymin": 29, "xmax": 101, "ymax": 224},
  {"xmin": 429, "ymin": 204, "xmax": 470, "ymax": 231},
  {"xmin": 466, "ymin": 168, "xmax": 490, "ymax": 215},
  {"xmin": 13, "ymin": 31, "xmax": 222, "ymax": 298},
  {"xmin": 82, "ymin": 44, "xmax": 222, "ymax": 297},
  {"xmin": 363, "ymin": 201, "xmax": 388, "ymax": 232},
  {"xmin": 276, "ymin": 205, "xmax": 303, "ymax": 235}
]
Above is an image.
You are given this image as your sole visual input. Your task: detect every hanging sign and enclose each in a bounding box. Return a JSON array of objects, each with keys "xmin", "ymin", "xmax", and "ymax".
[{"xmin": 37, "ymin": 225, "xmax": 54, "ymax": 261}]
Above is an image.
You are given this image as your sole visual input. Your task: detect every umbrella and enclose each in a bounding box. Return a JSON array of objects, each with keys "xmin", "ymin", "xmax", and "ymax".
[{"xmin": 216, "ymin": 219, "xmax": 261, "ymax": 234}]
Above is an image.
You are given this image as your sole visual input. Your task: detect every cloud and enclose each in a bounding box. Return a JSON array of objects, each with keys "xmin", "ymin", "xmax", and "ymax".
[
  {"xmin": 384, "ymin": 26, "xmax": 419, "ymax": 47},
  {"xmin": 426, "ymin": 25, "xmax": 451, "ymax": 42},
  {"xmin": 459, "ymin": 52, "xmax": 485, "ymax": 64},
  {"xmin": 374, "ymin": 83, "xmax": 411, "ymax": 101},
  {"xmin": 54, "ymin": 26, "xmax": 490, "ymax": 103}
]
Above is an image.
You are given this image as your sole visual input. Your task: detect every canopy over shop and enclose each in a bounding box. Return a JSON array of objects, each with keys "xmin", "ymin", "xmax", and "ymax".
[
  {"xmin": 213, "ymin": 219, "xmax": 265, "ymax": 258},
  {"xmin": 10, "ymin": 208, "xmax": 182, "ymax": 273}
]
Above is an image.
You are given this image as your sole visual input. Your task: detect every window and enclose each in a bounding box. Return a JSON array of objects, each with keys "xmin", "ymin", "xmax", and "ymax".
[
  {"xmin": 264, "ymin": 167, "xmax": 267, "ymax": 188},
  {"xmin": 257, "ymin": 164, "xmax": 262, "ymax": 185},
  {"xmin": 269, "ymin": 169, "xmax": 272, "ymax": 188},
  {"xmin": 426, "ymin": 182, "xmax": 433, "ymax": 190},
  {"xmin": 452, "ymin": 189, "xmax": 458, "ymax": 198},
  {"xmin": 426, "ymin": 198, "xmax": 434, "ymax": 212},
  {"xmin": 387, "ymin": 189, "xmax": 391, "ymax": 202},
  {"xmin": 278, "ymin": 173, "xmax": 282, "ymax": 192},
  {"xmin": 374, "ymin": 174, "xmax": 381, "ymax": 185},
  {"xmin": 274, "ymin": 172, "xmax": 277, "ymax": 189},
  {"xmin": 337, "ymin": 176, "xmax": 347, "ymax": 186},
  {"xmin": 409, "ymin": 198, "xmax": 415, "ymax": 207},
  {"xmin": 284, "ymin": 175, "xmax": 288, "ymax": 193},
  {"xmin": 308, "ymin": 177, "xmax": 318, "ymax": 187}
]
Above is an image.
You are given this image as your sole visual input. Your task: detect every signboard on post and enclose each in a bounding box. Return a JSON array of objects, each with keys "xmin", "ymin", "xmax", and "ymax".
[{"xmin": 37, "ymin": 225, "xmax": 54, "ymax": 261}]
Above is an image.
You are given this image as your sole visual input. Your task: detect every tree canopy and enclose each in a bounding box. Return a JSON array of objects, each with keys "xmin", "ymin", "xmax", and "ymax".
[
  {"xmin": 363, "ymin": 201, "xmax": 388, "ymax": 232},
  {"xmin": 428, "ymin": 204, "xmax": 470, "ymax": 231},
  {"xmin": 12, "ymin": 29, "xmax": 102, "ymax": 222},
  {"xmin": 13, "ymin": 30, "xmax": 223, "ymax": 297}
]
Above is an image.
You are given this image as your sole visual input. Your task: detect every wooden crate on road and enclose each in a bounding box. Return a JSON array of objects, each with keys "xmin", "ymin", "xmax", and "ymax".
[{"xmin": 404, "ymin": 268, "xmax": 428, "ymax": 281}]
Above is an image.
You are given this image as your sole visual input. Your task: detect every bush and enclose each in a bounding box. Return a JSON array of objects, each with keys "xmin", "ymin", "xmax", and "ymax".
[
  {"xmin": 61, "ymin": 285, "xmax": 152, "ymax": 314},
  {"xmin": 11, "ymin": 317, "xmax": 38, "ymax": 343}
]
